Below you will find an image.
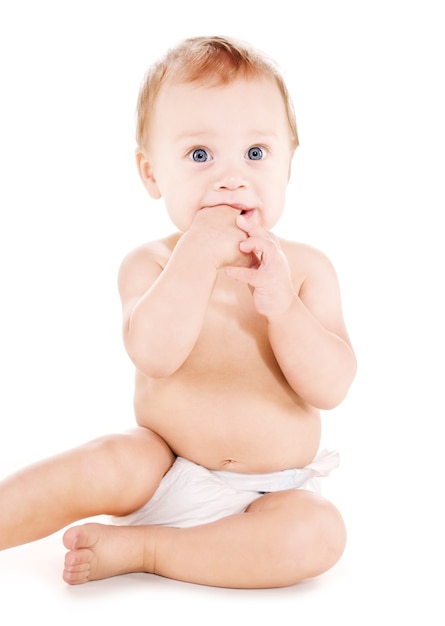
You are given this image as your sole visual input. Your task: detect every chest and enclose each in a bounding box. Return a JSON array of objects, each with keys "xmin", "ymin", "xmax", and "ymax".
[{"xmin": 187, "ymin": 280, "xmax": 273, "ymax": 373}]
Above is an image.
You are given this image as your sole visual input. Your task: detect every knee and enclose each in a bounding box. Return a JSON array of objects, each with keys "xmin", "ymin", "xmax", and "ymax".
[
  {"xmin": 77, "ymin": 431, "xmax": 173, "ymax": 515},
  {"xmin": 85, "ymin": 429, "xmax": 173, "ymax": 475},
  {"xmin": 80, "ymin": 434, "xmax": 132, "ymax": 485},
  {"xmin": 288, "ymin": 494, "xmax": 347, "ymax": 581},
  {"xmin": 262, "ymin": 490, "xmax": 346, "ymax": 584},
  {"xmin": 309, "ymin": 498, "xmax": 346, "ymax": 574}
]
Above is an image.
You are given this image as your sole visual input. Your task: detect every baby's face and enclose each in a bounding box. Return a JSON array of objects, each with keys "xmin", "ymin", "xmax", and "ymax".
[{"xmin": 139, "ymin": 76, "xmax": 295, "ymax": 232}]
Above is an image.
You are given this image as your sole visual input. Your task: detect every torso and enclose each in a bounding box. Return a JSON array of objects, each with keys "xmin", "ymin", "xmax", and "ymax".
[{"xmin": 133, "ymin": 235, "xmax": 321, "ymax": 473}]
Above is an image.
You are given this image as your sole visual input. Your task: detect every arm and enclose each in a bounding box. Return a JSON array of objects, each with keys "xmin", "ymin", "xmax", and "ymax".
[
  {"xmin": 266, "ymin": 260, "xmax": 356, "ymax": 410},
  {"xmin": 119, "ymin": 236, "xmax": 217, "ymax": 378},
  {"xmin": 225, "ymin": 215, "xmax": 356, "ymax": 409},
  {"xmin": 119, "ymin": 206, "xmax": 250, "ymax": 378}
]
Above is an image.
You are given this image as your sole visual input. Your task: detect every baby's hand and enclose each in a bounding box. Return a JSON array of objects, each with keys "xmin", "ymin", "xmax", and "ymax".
[
  {"xmin": 188, "ymin": 205, "xmax": 254, "ymax": 270},
  {"xmin": 225, "ymin": 215, "xmax": 296, "ymax": 319}
]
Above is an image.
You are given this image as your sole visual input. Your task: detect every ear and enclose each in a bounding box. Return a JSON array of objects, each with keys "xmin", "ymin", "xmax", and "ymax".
[{"xmin": 135, "ymin": 149, "xmax": 161, "ymax": 199}]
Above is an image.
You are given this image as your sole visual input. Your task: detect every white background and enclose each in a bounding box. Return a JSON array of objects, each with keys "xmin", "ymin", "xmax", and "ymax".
[{"xmin": 0, "ymin": 1, "xmax": 443, "ymax": 624}]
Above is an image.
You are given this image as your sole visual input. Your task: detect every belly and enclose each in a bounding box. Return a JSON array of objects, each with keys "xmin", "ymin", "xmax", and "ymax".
[
  {"xmin": 133, "ymin": 283, "xmax": 321, "ymax": 472},
  {"xmin": 134, "ymin": 371, "xmax": 321, "ymax": 473}
]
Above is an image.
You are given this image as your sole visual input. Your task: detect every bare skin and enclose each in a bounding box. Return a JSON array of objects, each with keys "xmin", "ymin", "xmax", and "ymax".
[
  {"xmin": 128, "ymin": 233, "xmax": 326, "ymax": 473},
  {"xmin": 0, "ymin": 229, "xmax": 350, "ymax": 586},
  {"xmin": 0, "ymin": 74, "xmax": 355, "ymax": 588},
  {"xmin": 62, "ymin": 490, "xmax": 346, "ymax": 588},
  {"xmin": 0, "ymin": 429, "xmax": 174, "ymax": 550}
]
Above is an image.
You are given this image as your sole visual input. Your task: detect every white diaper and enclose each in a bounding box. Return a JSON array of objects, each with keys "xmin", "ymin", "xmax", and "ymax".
[{"xmin": 112, "ymin": 449, "xmax": 339, "ymax": 529}]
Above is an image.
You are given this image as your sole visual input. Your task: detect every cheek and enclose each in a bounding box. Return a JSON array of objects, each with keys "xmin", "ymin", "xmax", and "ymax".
[
  {"xmin": 162, "ymin": 188, "xmax": 198, "ymax": 232},
  {"xmin": 263, "ymin": 172, "xmax": 288, "ymax": 203},
  {"xmin": 262, "ymin": 177, "xmax": 288, "ymax": 227}
]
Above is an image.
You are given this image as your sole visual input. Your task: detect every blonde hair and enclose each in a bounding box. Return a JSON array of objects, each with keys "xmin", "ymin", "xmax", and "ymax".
[{"xmin": 136, "ymin": 36, "xmax": 298, "ymax": 150}]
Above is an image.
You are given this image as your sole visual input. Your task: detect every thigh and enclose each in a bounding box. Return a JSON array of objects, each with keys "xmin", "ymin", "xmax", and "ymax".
[{"xmin": 0, "ymin": 426, "xmax": 175, "ymax": 548}]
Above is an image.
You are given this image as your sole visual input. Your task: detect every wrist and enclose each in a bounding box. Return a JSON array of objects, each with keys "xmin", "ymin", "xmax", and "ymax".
[
  {"xmin": 264, "ymin": 292, "xmax": 299, "ymax": 324},
  {"xmin": 174, "ymin": 230, "xmax": 220, "ymax": 274},
  {"xmin": 179, "ymin": 228, "xmax": 232, "ymax": 271}
]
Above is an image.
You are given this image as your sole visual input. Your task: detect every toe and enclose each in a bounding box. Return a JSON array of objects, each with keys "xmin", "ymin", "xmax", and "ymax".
[{"xmin": 63, "ymin": 547, "xmax": 96, "ymax": 584}]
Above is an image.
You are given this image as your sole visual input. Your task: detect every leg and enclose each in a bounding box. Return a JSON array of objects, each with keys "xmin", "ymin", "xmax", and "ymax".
[
  {"xmin": 63, "ymin": 489, "xmax": 346, "ymax": 588},
  {"xmin": 0, "ymin": 427, "xmax": 174, "ymax": 550}
]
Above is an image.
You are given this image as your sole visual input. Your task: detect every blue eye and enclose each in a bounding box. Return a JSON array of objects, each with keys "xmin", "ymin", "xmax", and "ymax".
[
  {"xmin": 247, "ymin": 146, "xmax": 264, "ymax": 160},
  {"xmin": 190, "ymin": 148, "xmax": 210, "ymax": 162}
]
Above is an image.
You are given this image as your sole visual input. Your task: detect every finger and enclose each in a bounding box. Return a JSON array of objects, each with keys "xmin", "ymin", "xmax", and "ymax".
[
  {"xmin": 225, "ymin": 265, "xmax": 261, "ymax": 285},
  {"xmin": 236, "ymin": 215, "xmax": 269, "ymax": 237},
  {"xmin": 252, "ymin": 249, "xmax": 263, "ymax": 267},
  {"xmin": 240, "ymin": 236, "xmax": 277, "ymax": 264}
]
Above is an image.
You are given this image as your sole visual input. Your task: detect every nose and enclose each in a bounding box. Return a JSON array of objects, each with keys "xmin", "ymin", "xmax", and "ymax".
[{"xmin": 213, "ymin": 161, "xmax": 248, "ymax": 191}]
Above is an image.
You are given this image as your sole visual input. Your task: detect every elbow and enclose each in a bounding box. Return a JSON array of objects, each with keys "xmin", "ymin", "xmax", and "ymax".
[
  {"xmin": 129, "ymin": 353, "xmax": 183, "ymax": 379},
  {"xmin": 137, "ymin": 362, "xmax": 180, "ymax": 380},
  {"xmin": 124, "ymin": 337, "xmax": 185, "ymax": 380},
  {"xmin": 310, "ymin": 389, "xmax": 349, "ymax": 411},
  {"xmin": 306, "ymin": 362, "xmax": 357, "ymax": 411},
  {"xmin": 131, "ymin": 350, "xmax": 184, "ymax": 379},
  {"xmin": 317, "ymin": 365, "xmax": 357, "ymax": 410},
  {"xmin": 315, "ymin": 390, "xmax": 349, "ymax": 411}
]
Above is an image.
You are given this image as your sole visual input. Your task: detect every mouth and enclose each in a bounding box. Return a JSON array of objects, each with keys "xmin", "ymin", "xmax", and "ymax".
[
  {"xmin": 240, "ymin": 209, "xmax": 255, "ymax": 218},
  {"xmin": 228, "ymin": 203, "xmax": 250, "ymax": 214},
  {"xmin": 225, "ymin": 204, "xmax": 253, "ymax": 217},
  {"xmin": 203, "ymin": 203, "xmax": 254, "ymax": 217}
]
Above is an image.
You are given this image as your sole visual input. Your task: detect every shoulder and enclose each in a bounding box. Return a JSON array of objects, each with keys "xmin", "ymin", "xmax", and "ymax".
[
  {"xmin": 279, "ymin": 238, "xmax": 330, "ymax": 262},
  {"xmin": 278, "ymin": 238, "xmax": 350, "ymax": 342},
  {"xmin": 118, "ymin": 232, "xmax": 180, "ymax": 301},
  {"xmin": 120, "ymin": 233, "xmax": 180, "ymax": 271},
  {"xmin": 278, "ymin": 238, "xmax": 338, "ymax": 285}
]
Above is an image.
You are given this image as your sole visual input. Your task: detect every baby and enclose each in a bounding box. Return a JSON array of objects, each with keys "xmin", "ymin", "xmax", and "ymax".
[{"xmin": 0, "ymin": 36, "xmax": 356, "ymax": 588}]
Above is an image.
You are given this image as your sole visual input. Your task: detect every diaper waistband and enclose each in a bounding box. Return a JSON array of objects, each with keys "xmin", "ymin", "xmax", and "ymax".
[{"xmin": 208, "ymin": 449, "xmax": 340, "ymax": 493}]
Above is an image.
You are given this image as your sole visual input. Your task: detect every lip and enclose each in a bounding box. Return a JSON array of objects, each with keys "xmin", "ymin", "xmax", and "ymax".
[
  {"xmin": 228, "ymin": 203, "xmax": 249, "ymax": 212},
  {"xmin": 205, "ymin": 203, "xmax": 252, "ymax": 214}
]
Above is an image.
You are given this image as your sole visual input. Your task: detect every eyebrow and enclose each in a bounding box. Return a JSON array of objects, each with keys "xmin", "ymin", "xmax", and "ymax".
[{"xmin": 175, "ymin": 129, "xmax": 279, "ymax": 142}]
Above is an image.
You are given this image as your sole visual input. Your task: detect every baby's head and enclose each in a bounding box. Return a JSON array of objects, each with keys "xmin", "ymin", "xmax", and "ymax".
[{"xmin": 136, "ymin": 36, "xmax": 298, "ymax": 152}]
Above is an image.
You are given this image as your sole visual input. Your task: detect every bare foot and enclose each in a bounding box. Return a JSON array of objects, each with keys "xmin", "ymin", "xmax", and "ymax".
[{"xmin": 63, "ymin": 522, "xmax": 153, "ymax": 584}]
